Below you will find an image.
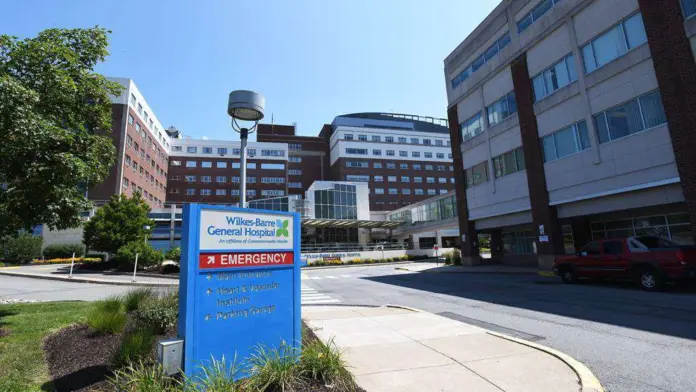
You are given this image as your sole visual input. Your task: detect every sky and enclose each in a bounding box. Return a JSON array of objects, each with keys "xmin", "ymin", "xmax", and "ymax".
[{"xmin": 1, "ymin": 0, "xmax": 501, "ymax": 141}]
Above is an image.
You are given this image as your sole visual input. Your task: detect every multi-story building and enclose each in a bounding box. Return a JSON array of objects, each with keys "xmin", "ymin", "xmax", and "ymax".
[
  {"xmin": 165, "ymin": 139, "xmax": 289, "ymax": 205},
  {"xmin": 445, "ymin": 0, "xmax": 696, "ymax": 267},
  {"xmin": 89, "ymin": 78, "xmax": 171, "ymax": 208},
  {"xmin": 325, "ymin": 113, "xmax": 455, "ymax": 211}
]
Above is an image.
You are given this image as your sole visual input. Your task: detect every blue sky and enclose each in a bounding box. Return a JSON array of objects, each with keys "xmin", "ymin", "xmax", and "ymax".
[{"xmin": 1, "ymin": 0, "xmax": 500, "ymax": 140}]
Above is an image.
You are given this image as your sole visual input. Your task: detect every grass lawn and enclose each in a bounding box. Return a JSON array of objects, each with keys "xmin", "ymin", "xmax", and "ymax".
[{"xmin": 0, "ymin": 301, "xmax": 91, "ymax": 392}]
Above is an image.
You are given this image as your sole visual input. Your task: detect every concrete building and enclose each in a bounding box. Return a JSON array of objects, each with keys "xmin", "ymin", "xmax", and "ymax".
[{"xmin": 445, "ymin": 0, "xmax": 696, "ymax": 267}]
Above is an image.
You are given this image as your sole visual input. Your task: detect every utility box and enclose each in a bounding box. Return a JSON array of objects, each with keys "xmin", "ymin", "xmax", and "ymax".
[{"xmin": 157, "ymin": 338, "xmax": 183, "ymax": 375}]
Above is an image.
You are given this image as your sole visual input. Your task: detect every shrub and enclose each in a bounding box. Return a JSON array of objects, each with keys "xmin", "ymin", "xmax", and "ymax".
[
  {"xmin": 87, "ymin": 297, "xmax": 127, "ymax": 335},
  {"xmin": 300, "ymin": 338, "xmax": 355, "ymax": 390},
  {"xmin": 123, "ymin": 287, "xmax": 157, "ymax": 312},
  {"xmin": 42, "ymin": 243, "xmax": 85, "ymax": 259},
  {"xmin": 133, "ymin": 291, "xmax": 179, "ymax": 334},
  {"xmin": 109, "ymin": 360, "xmax": 181, "ymax": 392},
  {"xmin": 164, "ymin": 247, "xmax": 181, "ymax": 263},
  {"xmin": 247, "ymin": 343, "xmax": 302, "ymax": 391},
  {"xmin": 116, "ymin": 241, "xmax": 164, "ymax": 269},
  {"xmin": 0, "ymin": 233, "xmax": 43, "ymax": 263},
  {"xmin": 112, "ymin": 328, "xmax": 156, "ymax": 368},
  {"xmin": 85, "ymin": 253, "xmax": 107, "ymax": 262},
  {"xmin": 185, "ymin": 356, "xmax": 243, "ymax": 391}
]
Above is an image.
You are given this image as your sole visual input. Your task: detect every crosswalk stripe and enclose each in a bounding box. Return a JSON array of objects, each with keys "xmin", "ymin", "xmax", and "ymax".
[
  {"xmin": 339, "ymin": 275, "xmax": 351, "ymax": 278},
  {"xmin": 302, "ymin": 299, "xmax": 341, "ymax": 304},
  {"xmin": 325, "ymin": 276, "xmax": 338, "ymax": 279}
]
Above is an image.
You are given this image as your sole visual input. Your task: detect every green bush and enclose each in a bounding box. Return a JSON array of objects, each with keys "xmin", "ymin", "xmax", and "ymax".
[
  {"xmin": 300, "ymin": 338, "xmax": 355, "ymax": 390},
  {"xmin": 109, "ymin": 360, "xmax": 181, "ymax": 392},
  {"xmin": 165, "ymin": 247, "xmax": 181, "ymax": 263},
  {"xmin": 112, "ymin": 328, "xmax": 156, "ymax": 368},
  {"xmin": 116, "ymin": 241, "xmax": 164, "ymax": 269},
  {"xmin": 123, "ymin": 287, "xmax": 157, "ymax": 312},
  {"xmin": 85, "ymin": 253, "xmax": 107, "ymax": 262},
  {"xmin": 185, "ymin": 356, "xmax": 243, "ymax": 391},
  {"xmin": 87, "ymin": 297, "xmax": 127, "ymax": 335},
  {"xmin": 133, "ymin": 291, "xmax": 179, "ymax": 334},
  {"xmin": 247, "ymin": 343, "xmax": 302, "ymax": 391},
  {"xmin": 42, "ymin": 243, "xmax": 85, "ymax": 259},
  {"xmin": 0, "ymin": 233, "xmax": 43, "ymax": 263}
]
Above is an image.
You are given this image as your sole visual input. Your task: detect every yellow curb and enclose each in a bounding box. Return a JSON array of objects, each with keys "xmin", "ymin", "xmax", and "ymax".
[
  {"xmin": 487, "ymin": 331, "xmax": 604, "ymax": 392},
  {"xmin": 538, "ymin": 271, "xmax": 556, "ymax": 277}
]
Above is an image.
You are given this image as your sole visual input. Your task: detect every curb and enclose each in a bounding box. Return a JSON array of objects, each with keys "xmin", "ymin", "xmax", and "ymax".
[
  {"xmin": 0, "ymin": 270, "xmax": 178, "ymax": 287},
  {"xmin": 383, "ymin": 304, "xmax": 603, "ymax": 392},
  {"xmin": 303, "ymin": 260, "xmax": 415, "ymax": 270}
]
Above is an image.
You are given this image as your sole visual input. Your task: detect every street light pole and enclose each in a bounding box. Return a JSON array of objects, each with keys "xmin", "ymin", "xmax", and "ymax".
[
  {"xmin": 239, "ymin": 128, "xmax": 249, "ymax": 208},
  {"xmin": 228, "ymin": 90, "xmax": 265, "ymax": 209}
]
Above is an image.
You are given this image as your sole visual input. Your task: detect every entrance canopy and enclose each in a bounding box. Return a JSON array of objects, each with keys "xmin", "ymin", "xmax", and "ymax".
[{"xmin": 301, "ymin": 218, "xmax": 403, "ymax": 229}]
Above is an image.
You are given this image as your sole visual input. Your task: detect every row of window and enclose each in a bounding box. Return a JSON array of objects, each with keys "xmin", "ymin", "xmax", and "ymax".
[
  {"xmin": 345, "ymin": 161, "xmax": 454, "ymax": 171},
  {"xmin": 126, "ymin": 117, "xmax": 168, "ymax": 164},
  {"xmin": 171, "ymin": 161, "xmax": 285, "ymax": 170},
  {"xmin": 451, "ymin": 32, "xmax": 511, "ymax": 89},
  {"xmin": 171, "ymin": 145, "xmax": 286, "ymax": 158},
  {"xmin": 517, "ymin": 0, "xmax": 562, "ymax": 33},
  {"xmin": 466, "ymin": 147, "xmax": 526, "ymax": 188},
  {"xmin": 126, "ymin": 135, "xmax": 168, "ymax": 167},
  {"xmin": 172, "ymin": 188, "xmax": 285, "ymax": 197},
  {"xmin": 345, "ymin": 148, "xmax": 453, "ymax": 159},
  {"xmin": 124, "ymin": 153, "xmax": 166, "ymax": 179},
  {"xmin": 373, "ymin": 188, "xmax": 449, "ymax": 196},
  {"xmin": 129, "ymin": 94, "xmax": 170, "ymax": 151},
  {"xmin": 343, "ymin": 134, "xmax": 450, "ymax": 146},
  {"xmin": 346, "ymin": 174, "xmax": 455, "ymax": 184},
  {"xmin": 460, "ymin": 91, "xmax": 520, "ymax": 141},
  {"xmin": 122, "ymin": 178, "xmax": 164, "ymax": 207},
  {"xmin": 124, "ymin": 156, "xmax": 166, "ymax": 189},
  {"xmin": 176, "ymin": 175, "xmax": 257, "ymax": 183}
]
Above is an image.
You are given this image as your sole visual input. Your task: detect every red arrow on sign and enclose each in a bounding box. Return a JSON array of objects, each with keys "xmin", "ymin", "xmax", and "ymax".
[{"xmin": 198, "ymin": 252, "xmax": 294, "ymax": 269}]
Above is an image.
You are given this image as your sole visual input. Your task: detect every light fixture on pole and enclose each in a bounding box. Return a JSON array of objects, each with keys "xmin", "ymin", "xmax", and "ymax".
[{"xmin": 228, "ymin": 90, "xmax": 265, "ymax": 208}]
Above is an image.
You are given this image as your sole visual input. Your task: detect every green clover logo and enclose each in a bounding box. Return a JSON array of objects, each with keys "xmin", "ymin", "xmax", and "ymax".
[{"xmin": 276, "ymin": 219, "xmax": 289, "ymax": 237}]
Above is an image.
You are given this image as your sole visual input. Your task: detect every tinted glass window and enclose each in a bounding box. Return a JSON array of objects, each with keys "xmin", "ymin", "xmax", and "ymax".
[
  {"xmin": 582, "ymin": 242, "xmax": 601, "ymax": 255},
  {"xmin": 635, "ymin": 236, "xmax": 678, "ymax": 249},
  {"xmin": 602, "ymin": 241, "xmax": 624, "ymax": 255}
]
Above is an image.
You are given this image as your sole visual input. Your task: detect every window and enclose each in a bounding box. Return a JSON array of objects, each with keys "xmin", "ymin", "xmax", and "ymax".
[
  {"xmin": 372, "ymin": 135, "xmax": 381, "ymax": 142},
  {"xmin": 542, "ymin": 121, "xmax": 591, "ymax": 162},
  {"xmin": 450, "ymin": 178, "xmax": 455, "ymax": 183},
  {"xmin": 436, "ymin": 153, "xmax": 445, "ymax": 159},
  {"xmin": 493, "ymin": 148, "xmax": 525, "ymax": 178},
  {"xmin": 437, "ymin": 165, "xmax": 446, "ymax": 171},
  {"xmin": 684, "ymin": 0, "xmax": 696, "ymax": 18},
  {"xmin": 216, "ymin": 189, "xmax": 227, "ymax": 196},
  {"xmin": 594, "ymin": 90, "xmax": 666, "ymax": 144},
  {"xmin": 289, "ymin": 182, "xmax": 303, "ymax": 188},
  {"xmin": 202, "ymin": 147, "xmax": 212, "ymax": 154},
  {"xmin": 135, "ymin": 123, "xmax": 141, "ymax": 132},
  {"xmin": 425, "ymin": 164, "xmax": 434, "ymax": 170},
  {"xmin": 451, "ymin": 32, "xmax": 511, "ymax": 88},
  {"xmin": 172, "ymin": 146, "xmax": 182, "ymax": 152},
  {"xmin": 185, "ymin": 175, "xmax": 196, "ymax": 182},
  {"xmin": 137, "ymin": 103, "xmax": 143, "ymax": 114},
  {"xmin": 346, "ymin": 174, "xmax": 370, "ymax": 182},
  {"xmin": 187, "ymin": 146, "xmax": 197, "ymax": 153},
  {"xmin": 401, "ymin": 176, "xmax": 410, "ymax": 183},
  {"xmin": 410, "ymin": 138, "xmax": 419, "ymax": 145},
  {"xmin": 388, "ymin": 176, "xmax": 397, "ymax": 182},
  {"xmin": 582, "ymin": 13, "xmax": 648, "ymax": 73},
  {"xmin": 202, "ymin": 161, "xmax": 212, "ymax": 168},
  {"xmin": 414, "ymin": 177, "xmax": 423, "ymax": 183},
  {"xmin": 415, "ymin": 189, "xmax": 424, "ymax": 195},
  {"xmin": 427, "ymin": 189, "xmax": 436, "ymax": 195},
  {"xmin": 465, "ymin": 161, "xmax": 489, "ymax": 187},
  {"xmin": 289, "ymin": 156, "xmax": 302, "ymax": 163},
  {"xmin": 217, "ymin": 161, "xmax": 227, "ymax": 168},
  {"xmin": 186, "ymin": 161, "xmax": 196, "ymax": 168},
  {"xmin": 517, "ymin": 0, "xmax": 561, "ymax": 33},
  {"xmin": 423, "ymin": 139, "xmax": 432, "ymax": 146},
  {"xmin": 425, "ymin": 152, "xmax": 433, "ymax": 158},
  {"xmin": 373, "ymin": 149, "xmax": 382, "ymax": 156},
  {"xmin": 460, "ymin": 112, "xmax": 483, "ymax": 140},
  {"xmin": 130, "ymin": 93, "xmax": 136, "ymax": 105},
  {"xmin": 399, "ymin": 151, "xmax": 407, "ymax": 157},
  {"xmin": 373, "ymin": 162, "xmax": 382, "ymax": 169},
  {"xmin": 402, "ymin": 189, "xmax": 411, "ymax": 195},
  {"xmin": 344, "ymin": 134, "xmax": 354, "ymax": 141},
  {"xmin": 602, "ymin": 241, "xmax": 624, "ymax": 255},
  {"xmin": 487, "ymin": 92, "xmax": 518, "ymax": 126},
  {"xmin": 346, "ymin": 161, "xmax": 369, "ymax": 168},
  {"xmin": 448, "ymin": 154, "xmax": 453, "ymax": 159},
  {"xmin": 532, "ymin": 54, "xmax": 577, "ymax": 101},
  {"xmin": 261, "ymin": 149, "xmax": 285, "ymax": 157},
  {"xmin": 389, "ymin": 188, "xmax": 398, "ymax": 195},
  {"xmin": 386, "ymin": 150, "xmax": 395, "ymax": 156},
  {"xmin": 200, "ymin": 189, "xmax": 211, "ymax": 196},
  {"xmin": 260, "ymin": 163, "xmax": 284, "ymax": 170},
  {"xmin": 358, "ymin": 134, "xmax": 368, "ymax": 141},
  {"xmin": 216, "ymin": 176, "xmax": 226, "ymax": 183},
  {"xmin": 289, "ymin": 169, "xmax": 303, "ymax": 175},
  {"xmin": 346, "ymin": 148, "xmax": 368, "ymax": 155},
  {"xmin": 201, "ymin": 176, "xmax": 211, "ymax": 183},
  {"xmin": 374, "ymin": 175, "xmax": 384, "ymax": 182},
  {"xmin": 216, "ymin": 147, "xmax": 227, "ymax": 155},
  {"xmin": 581, "ymin": 242, "xmax": 601, "ymax": 256},
  {"xmin": 440, "ymin": 189, "xmax": 448, "ymax": 194},
  {"xmin": 435, "ymin": 140, "xmax": 443, "ymax": 146},
  {"xmin": 426, "ymin": 177, "xmax": 435, "ymax": 184},
  {"xmin": 128, "ymin": 115, "xmax": 134, "ymax": 125},
  {"xmin": 412, "ymin": 151, "xmax": 421, "ymax": 158},
  {"xmin": 262, "ymin": 190, "xmax": 285, "ymax": 197},
  {"xmin": 400, "ymin": 163, "xmax": 408, "ymax": 170},
  {"xmin": 289, "ymin": 144, "xmax": 302, "ymax": 150},
  {"xmin": 438, "ymin": 177, "xmax": 447, "ymax": 184},
  {"xmin": 398, "ymin": 137, "xmax": 407, "ymax": 143},
  {"xmin": 386, "ymin": 162, "xmax": 396, "ymax": 169},
  {"xmin": 261, "ymin": 177, "xmax": 285, "ymax": 184},
  {"xmin": 413, "ymin": 164, "xmax": 422, "ymax": 170},
  {"xmin": 375, "ymin": 188, "xmax": 385, "ymax": 195},
  {"xmin": 385, "ymin": 136, "xmax": 394, "ymax": 143}
]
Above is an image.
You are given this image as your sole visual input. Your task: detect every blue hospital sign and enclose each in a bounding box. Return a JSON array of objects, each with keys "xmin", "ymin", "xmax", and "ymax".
[{"xmin": 178, "ymin": 204, "xmax": 301, "ymax": 378}]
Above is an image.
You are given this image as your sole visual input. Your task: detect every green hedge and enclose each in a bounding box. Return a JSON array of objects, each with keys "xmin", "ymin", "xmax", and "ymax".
[
  {"xmin": 115, "ymin": 241, "xmax": 164, "ymax": 269},
  {"xmin": 0, "ymin": 233, "xmax": 43, "ymax": 263},
  {"xmin": 43, "ymin": 244, "xmax": 85, "ymax": 259}
]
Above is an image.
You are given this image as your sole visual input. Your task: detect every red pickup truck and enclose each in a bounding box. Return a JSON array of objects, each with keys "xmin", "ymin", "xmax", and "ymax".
[{"xmin": 553, "ymin": 236, "xmax": 696, "ymax": 291}]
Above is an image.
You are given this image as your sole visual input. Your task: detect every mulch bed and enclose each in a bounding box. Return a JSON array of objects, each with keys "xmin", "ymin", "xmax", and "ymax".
[
  {"xmin": 43, "ymin": 325, "xmax": 122, "ymax": 392},
  {"xmin": 0, "ymin": 328, "xmax": 9, "ymax": 338}
]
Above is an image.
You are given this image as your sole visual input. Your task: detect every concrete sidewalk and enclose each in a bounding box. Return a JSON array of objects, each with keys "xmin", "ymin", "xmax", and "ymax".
[
  {"xmin": 303, "ymin": 305, "xmax": 602, "ymax": 392},
  {"xmin": 0, "ymin": 264, "xmax": 177, "ymax": 286}
]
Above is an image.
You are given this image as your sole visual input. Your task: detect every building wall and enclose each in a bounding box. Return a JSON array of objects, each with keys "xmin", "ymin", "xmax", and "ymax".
[{"xmin": 88, "ymin": 103, "xmax": 126, "ymax": 202}]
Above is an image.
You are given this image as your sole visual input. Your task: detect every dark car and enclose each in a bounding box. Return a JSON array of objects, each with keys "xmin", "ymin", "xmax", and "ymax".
[{"xmin": 553, "ymin": 236, "xmax": 696, "ymax": 291}]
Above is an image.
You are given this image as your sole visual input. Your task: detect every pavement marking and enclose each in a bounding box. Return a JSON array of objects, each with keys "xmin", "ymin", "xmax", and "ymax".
[
  {"xmin": 339, "ymin": 275, "xmax": 352, "ymax": 278},
  {"xmin": 303, "ymin": 275, "xmax": 356, "ymax": 280},
  {"xmin": 301, "ymin": 284, "xmax": 342, "ymax": 305},
  {"xmin": 325, "ymin": 276, "xmax": 339, "ymax": 279}
]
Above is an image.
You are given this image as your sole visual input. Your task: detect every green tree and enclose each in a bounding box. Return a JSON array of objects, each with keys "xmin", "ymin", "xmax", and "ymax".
[
  {"xmin": 0, "ymin": 27, "xmax": 123, "ymax": 237},
  {"xmin": 83, "ymin": 193, "xmax": 154, "ymax": 255}
]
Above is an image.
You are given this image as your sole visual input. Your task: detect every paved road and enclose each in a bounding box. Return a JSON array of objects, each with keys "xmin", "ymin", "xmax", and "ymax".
[
  {"xmin": 301, "ymin": 264, "xmax": 696, "ymax": 392},
  {"xmin": 0, "ymin": 275, "xmax": 165, "ymax": 301}
]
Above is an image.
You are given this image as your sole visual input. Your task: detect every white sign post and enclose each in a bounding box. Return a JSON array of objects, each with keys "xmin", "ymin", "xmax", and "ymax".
[
  {"xmin": 434, "ymin": 244, "xmax": 440, "ymax": 265},
  {"xmin": 69, "ymin": 252, "xmax": 75, "ymax": 278},
  {"xmin": 132, "ymin": 253, "xmax": 139, "ymax": 282}
]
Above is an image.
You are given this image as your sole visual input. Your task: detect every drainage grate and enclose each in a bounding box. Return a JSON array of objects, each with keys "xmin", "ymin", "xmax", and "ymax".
[{"xmin": 437, "ymin": 312, "xmax": 545, "ymax": 342}]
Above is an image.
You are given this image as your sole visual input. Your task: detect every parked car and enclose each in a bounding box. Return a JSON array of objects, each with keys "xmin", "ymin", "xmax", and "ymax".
[{"xmin": 553, "ymin": 236, "xmax": 696, "ymax": 291}]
